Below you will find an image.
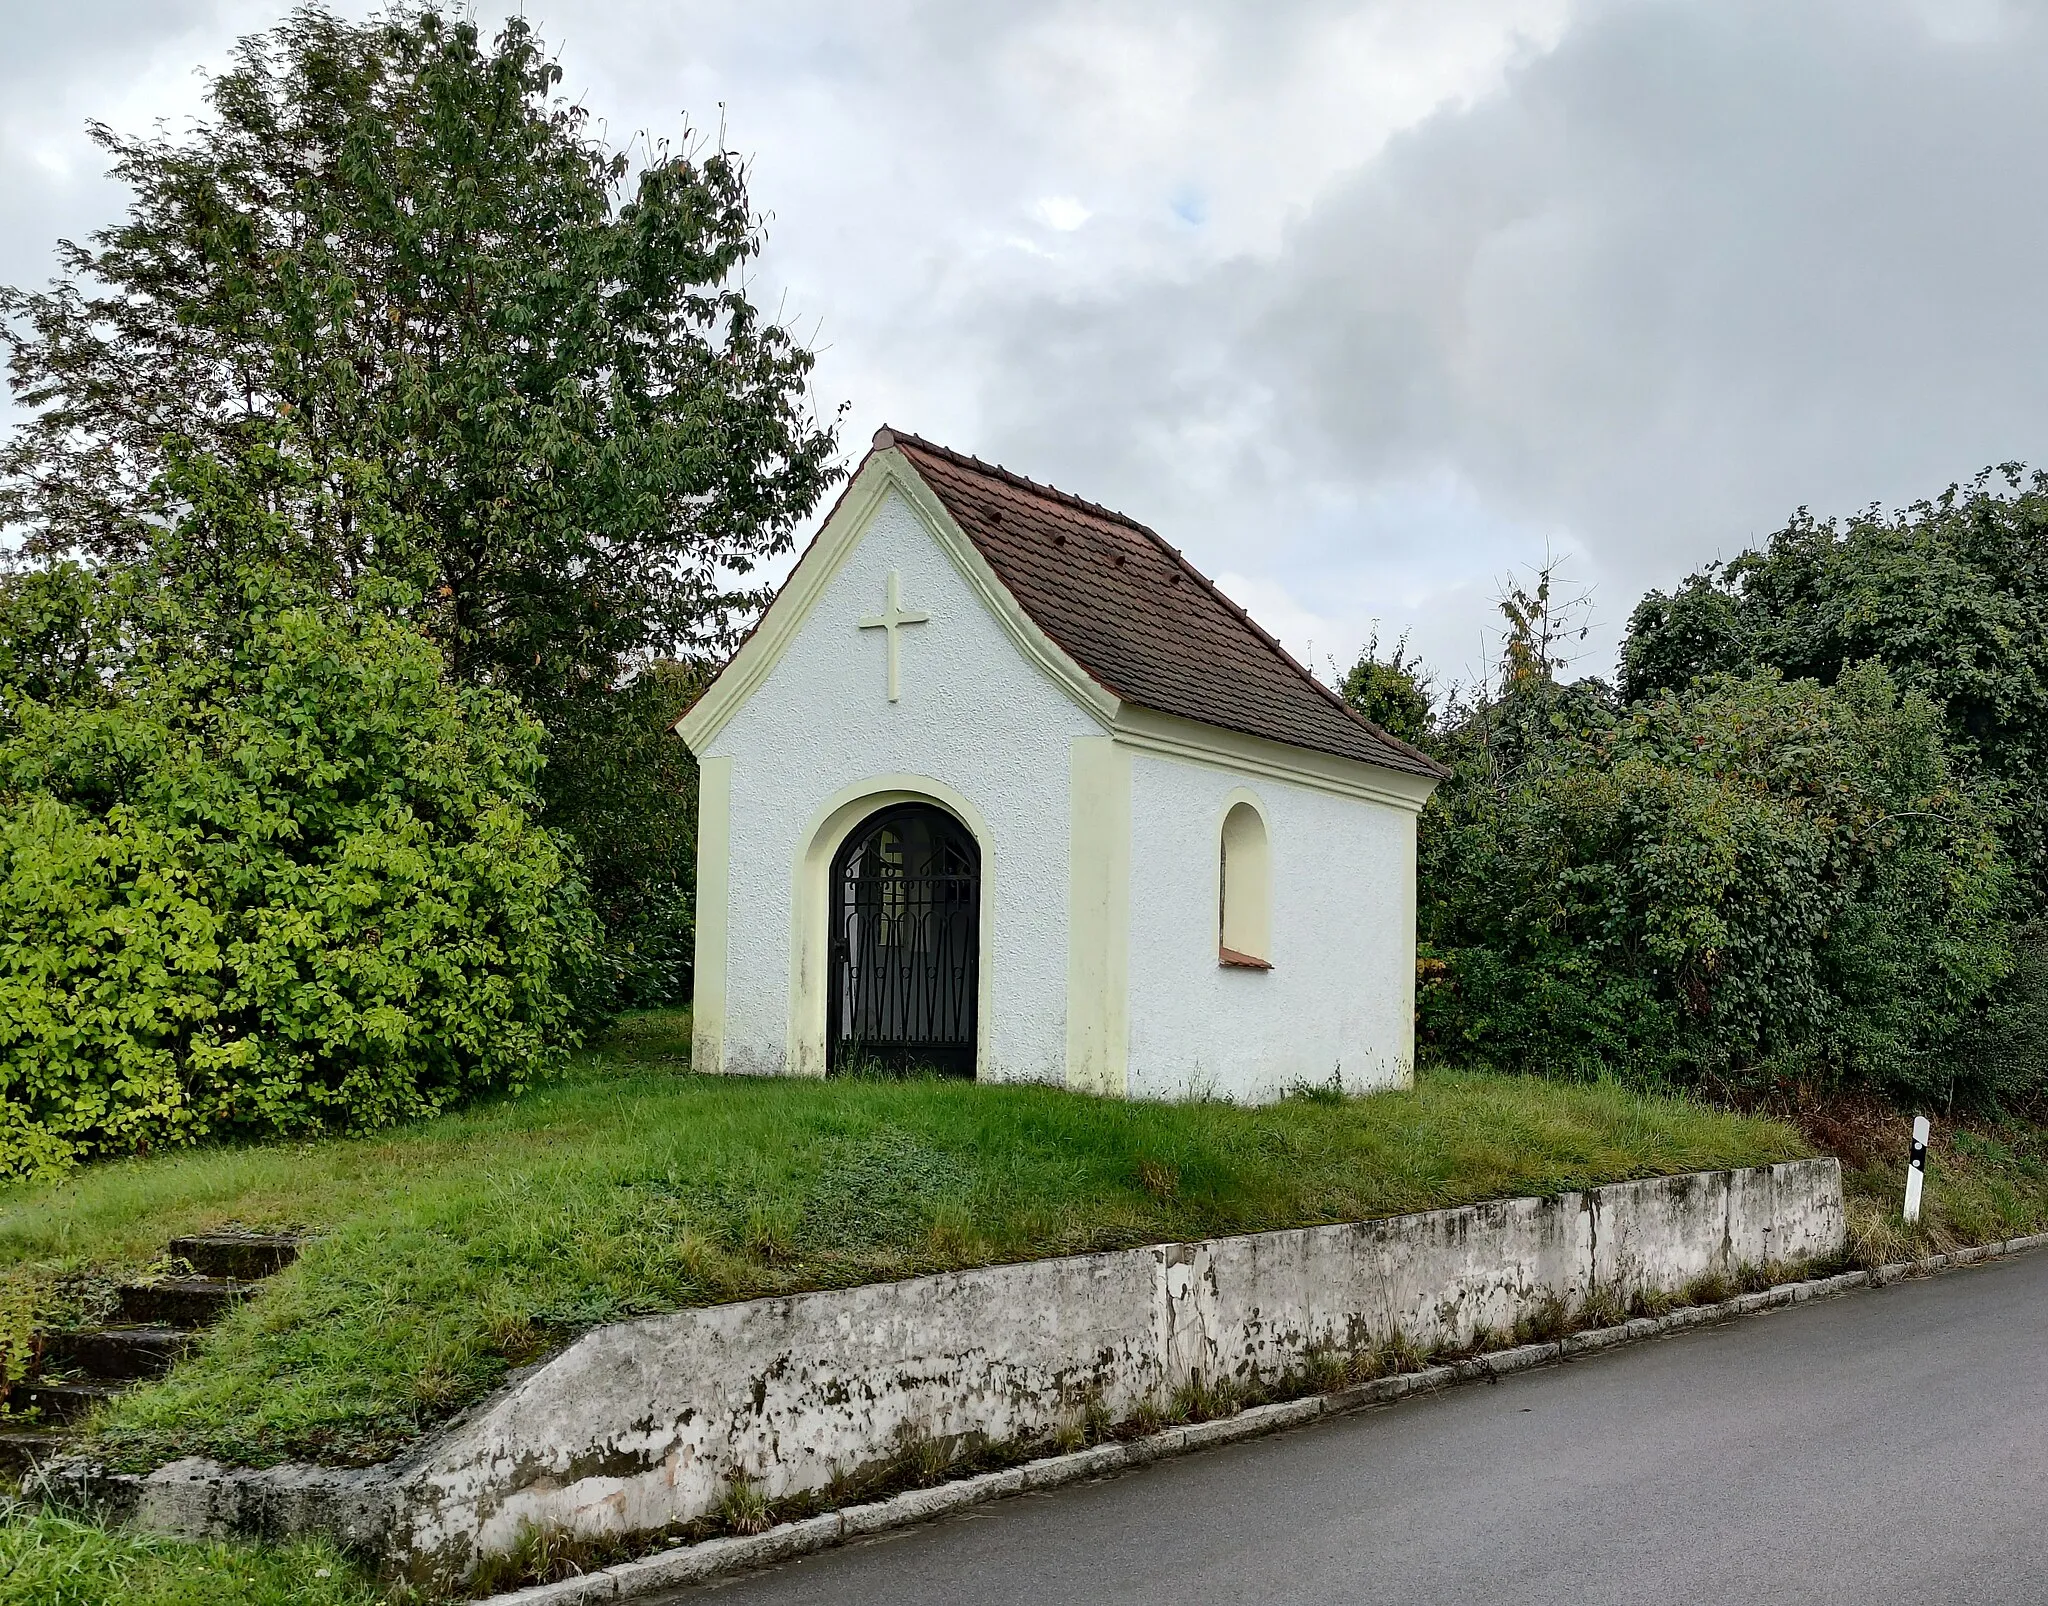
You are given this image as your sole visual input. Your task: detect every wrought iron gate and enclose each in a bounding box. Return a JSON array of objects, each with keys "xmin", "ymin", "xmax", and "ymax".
[{"xmin": 829, "ymin": 804, "xmax": 980, "ymax": 1076}]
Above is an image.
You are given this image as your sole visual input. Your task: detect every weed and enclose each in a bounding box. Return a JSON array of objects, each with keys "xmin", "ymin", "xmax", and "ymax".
[
  {"xmin": 1375, "ymin": 1331, "xmax": 1427, "ymax": 1375},
  {"xmin": 1135, "ymin": 1158, "xmax": 1180, "ymax": 1201},
  {"xmin": 1627, "ymin": 1285, "xmax": 1675, "ymax": 1319},
  {"xmin": 889, "ymin": 1423, "xmax": 954, "ymax": 1486},
  {"xmin": 1303, "ymin": 1345, "xmax": 1351, "ymax": 1394},
  {"xmin": 716, "ymin": 1470, "xmax": 771, "ymax": 1536},
  {"xmin": 1575, "ymin": 1283, "xmax": 1629, "ymax": 1330},
  {"xmin": 1678, "ymin": 1269, "xmax": 1735, "ymax": 1308},
  {"xmin": 1512, "ymin": 1292, "xmax": 1573, "ymax": 1345},
  {"xmin": 471, "ymin": 1521, "xmax": 635, "ymax": 1592},
  {"xmin": 1169, "ymin": 1374, "xmax": 1241, "ymax": 1424}
]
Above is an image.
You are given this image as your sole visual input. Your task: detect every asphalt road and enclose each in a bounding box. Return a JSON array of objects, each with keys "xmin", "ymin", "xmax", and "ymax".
[{"xmin": 686, "ymin": 1249, "xmax": 2048, "ymax": 1606}]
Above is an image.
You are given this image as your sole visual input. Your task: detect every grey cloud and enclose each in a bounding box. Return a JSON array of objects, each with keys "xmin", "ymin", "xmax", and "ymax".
[
  {"xmin": 1264, "ymin": 0, "xmax": 2048, "ymax": 575},
  {"xmin": 938, "ymin": 0, "xmax": 2048, "ymax": 672},
  {"xmin": 9, "ymin": 0, "xmax": 2048, "ymax": 680}
]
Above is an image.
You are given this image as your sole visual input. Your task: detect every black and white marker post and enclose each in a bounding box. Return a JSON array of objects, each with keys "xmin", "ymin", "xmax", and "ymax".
[{"xmin": 1904, "ymin": 1115, "xmax": 1930, "ymax": 1224}]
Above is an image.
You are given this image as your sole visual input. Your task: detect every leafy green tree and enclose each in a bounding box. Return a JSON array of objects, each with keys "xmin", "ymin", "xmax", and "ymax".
[
  {"xmin": 0, "ymin": 5, "xmax": 842, "ymax": 997},
  {"xmin": 1338, "ymin": 628, "xmax": 1434, "ymax": 748},
  {"xmin": 559, "ymin": 659, "xmax": 711, "ymax": 1008},
  {"xmin": 0, "ymin": 456, "xmax": 593, "ymax": 1178},
  {"xmin": 0, "ymin": 4, "xmax": 837, "ymax": 684},
  {"xmin": 1419, "ymin": 664, "xmax": 2014, "ymax": 1102},
  {"xmin": 1620, "ymin": 467, "xmax": 2048, "ymax": 897}
]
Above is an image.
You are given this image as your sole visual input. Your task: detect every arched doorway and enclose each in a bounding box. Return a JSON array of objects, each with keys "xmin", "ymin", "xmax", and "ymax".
[{"xmin": 829, "ymin": 803, "xmax": 981, "ymax": 1076}]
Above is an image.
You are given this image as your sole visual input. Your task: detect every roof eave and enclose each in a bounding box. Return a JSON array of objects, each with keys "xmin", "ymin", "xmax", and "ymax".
[{"xmin": 1111, "ymin": 704, "xmax": 1442, "ymax": 812}]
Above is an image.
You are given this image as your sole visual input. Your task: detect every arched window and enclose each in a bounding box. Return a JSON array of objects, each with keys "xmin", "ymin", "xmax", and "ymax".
[{"xmin": 1218, "ymin": 800, "xmax": 1272, "ymax": 969}]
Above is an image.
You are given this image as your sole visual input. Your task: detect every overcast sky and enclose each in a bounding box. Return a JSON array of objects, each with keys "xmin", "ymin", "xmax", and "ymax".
[{"xmin": 4, "ymin": 0, "xmax": 2044, "ymax": 688}]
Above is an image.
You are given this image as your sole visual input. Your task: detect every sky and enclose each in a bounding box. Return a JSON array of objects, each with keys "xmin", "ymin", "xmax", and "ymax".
[{"xmin": 4, "ymin": 0, "xmax": 2045, "ymax": 691}]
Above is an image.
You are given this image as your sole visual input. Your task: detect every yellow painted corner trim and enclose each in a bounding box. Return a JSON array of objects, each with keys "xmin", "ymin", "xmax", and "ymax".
[
  {"xmin": 787, "ymin": 774, "xmax": 997, "ymax": 1081},
  {"xmin": 675, "ymin": 451, "xmax": 1117, "ymax": 754},
  {"xmin": 1113, "ymin": 706, "xmax": 1440, "ymax": 812},
  {"xmin": 1063, "ymin": 736, "xmax": 1130, "ymax": 1097},
  {"xmin": 691, "ymin": 755, "xmax": 733, "ymax": 1075}
]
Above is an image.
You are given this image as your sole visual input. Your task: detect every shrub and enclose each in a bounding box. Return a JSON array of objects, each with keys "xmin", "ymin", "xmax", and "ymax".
[
  {"xmin": 1419, "ymin": 664, "xmax": 2016, "ymax": 1103},
  {"xmin": 0, "ymin": 561, "xmax": 594, "ymax": 1177},
  {"xmin": 1620, "ymin": 468, "xmax": 2048, "ymax": 898}
]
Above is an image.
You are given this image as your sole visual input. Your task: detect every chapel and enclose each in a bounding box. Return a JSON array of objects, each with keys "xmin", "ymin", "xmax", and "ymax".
[{"xmin": 675, "ymin": 429, "xmax": 1446, "ymax": 1103}]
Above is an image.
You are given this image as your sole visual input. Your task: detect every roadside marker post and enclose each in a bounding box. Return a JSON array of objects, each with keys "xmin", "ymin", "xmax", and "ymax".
[{"xmin": 1904, "ymin": 1115, "xmax": 1930, "ymax": 1224}]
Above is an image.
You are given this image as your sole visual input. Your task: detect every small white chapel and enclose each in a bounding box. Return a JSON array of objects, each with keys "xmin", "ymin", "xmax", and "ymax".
[{"xmin": 675, "ymin": 429, "xmax": 1446, "ymax": 1103}]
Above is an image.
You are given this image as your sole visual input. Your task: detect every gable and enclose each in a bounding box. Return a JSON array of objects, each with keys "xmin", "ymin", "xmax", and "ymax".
[
  {"xmin": 678, "ymin": 432, "xmax": 1446, "ymax": 799},
  {"xmin": 675, "ymin": 452, "xmax": 1116, "ymax": 757}
]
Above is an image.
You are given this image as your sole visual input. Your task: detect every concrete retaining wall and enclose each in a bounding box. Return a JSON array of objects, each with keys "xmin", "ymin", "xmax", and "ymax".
[{"xmin": 67, "ymin": 1159, "xmax": 1844, "ymax": 1583}]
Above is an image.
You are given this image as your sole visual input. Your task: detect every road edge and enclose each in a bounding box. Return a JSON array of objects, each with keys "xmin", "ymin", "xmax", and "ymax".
[{"xmin": 476, "ymin": 1230, "xmax": 2048, "ymax": 1605}]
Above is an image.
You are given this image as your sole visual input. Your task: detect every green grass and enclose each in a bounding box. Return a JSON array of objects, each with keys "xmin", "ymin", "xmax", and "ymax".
[
  {"xmin": 0, "ymin": 1501, "xmax": 379, "ymax": 1606},
  {"xmin": 1799, "ymin": 1094, "xmax": 2048, "ymax": 1264},
  {"xmin": 1, "ymin": 1010, "xmax": 1809, "ymax": 1472}
]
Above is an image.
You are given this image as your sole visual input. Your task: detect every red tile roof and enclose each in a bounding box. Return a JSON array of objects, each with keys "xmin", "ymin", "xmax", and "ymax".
[{"xmin": 881, "ymin": 429, "xmax": 1446, "ymax": 780}]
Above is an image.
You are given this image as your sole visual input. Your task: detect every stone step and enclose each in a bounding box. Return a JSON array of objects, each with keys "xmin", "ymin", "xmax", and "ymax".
[
  {"xmin": 12, "ymin": 1380, "xmax": 122, "ymax": 1425},
  {"xmin": 167, "ymin": 1233, "xmax": 302, "ymax": 1282},
  {"xmin": 0, "ymin": 1427, "xmax": 74, "ymax": 1475},
  {"xmin": 116, "ymin": 1277, "xmax": 257, "ymax": 1328},
  {"xmin": 44, "ymin": 1325, "xmax": 193, "ymax": 1382}
]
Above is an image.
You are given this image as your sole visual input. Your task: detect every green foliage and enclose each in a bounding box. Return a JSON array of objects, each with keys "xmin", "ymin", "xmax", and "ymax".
[
  {"xmin": 0, "ymin": 1027, "xmax": 1803, "ymax": 1471},
  {"xmin": 0, "ymin": 4, "xmax": 845, "ymax": 1005},
  {"xmin": 1620, "ymin": 467, "xmax": 2048, "ymax": 897},
  {"xmin": 0, "ymin": 472, "xmax": 593, "ymax": 1178},
  {"xmin": 0, "ymin": 1501, "xmax": 378, "ymax": 1606},
  {"xmin": 0, "ymin": 3, "xmax": 839, "ymax": 689},
  {"xmin": 550, "ymin": 660, "xmax": 709, "ymax": 1011},
  {"xmin": 1338, "ymin": 628, "xmax": 1434, "ymax": 747},
  {"xmin": 1420, "ymin": 664, "xmax": 2015, "ymax": 1102}
]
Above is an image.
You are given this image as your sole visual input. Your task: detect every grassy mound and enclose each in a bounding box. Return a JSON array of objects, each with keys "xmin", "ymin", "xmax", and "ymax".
[{"xmin": 2, "ymin": 1011, "xmax": 1809, "ymax": 1471}]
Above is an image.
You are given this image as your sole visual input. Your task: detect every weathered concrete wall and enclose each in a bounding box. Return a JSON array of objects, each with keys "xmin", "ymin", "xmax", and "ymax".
[{"xmin": 76, "ymin": 1160, "xmax": 1842, "ymax": 1582}]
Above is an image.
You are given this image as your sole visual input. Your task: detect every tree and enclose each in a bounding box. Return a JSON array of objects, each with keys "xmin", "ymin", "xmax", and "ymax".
[
  {"xmin": 1496, "ymin": 552, "xmax": 1595, "ymax": 690},
  {"xmin": 555, "ymin": 658, "xmax": 711, "ymax": 1008},
  {"xmin": 0, "ymin": 6, "xmax": 843, "ymax": 999},
  {"xmin": 1, "ymin": 5, "xmax": 839, "ymax": 692},
  {"xmin": 1419, "ymin": 665, "xmax": 2014, "ymax": 1102},
  {"xmin": 1338, "ymin": 627, "xmax": 1434, "ymax": 748},
  {"xmin": 0, "ymin": 452, "xmax": 594, "ymax": 1178},
  {"xmin": 1620, "ymin": 467, "xmax": 2048, "ymax": 898}
]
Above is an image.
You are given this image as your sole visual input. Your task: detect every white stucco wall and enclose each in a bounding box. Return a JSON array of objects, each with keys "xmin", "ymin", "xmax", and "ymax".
[
  {"xmin": 1125, "ymin": 752, "xmax": 1417, "ymax": 1103},
  {"xmin": 704, "ymin": 487, "xmax": 1098, "ymax": 1082}
]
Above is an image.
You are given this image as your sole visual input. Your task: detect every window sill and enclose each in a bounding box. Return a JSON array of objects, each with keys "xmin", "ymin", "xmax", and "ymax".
[{"xmin": 1218, "ymin": 946, "xmax": 1272, "ymax": 971}]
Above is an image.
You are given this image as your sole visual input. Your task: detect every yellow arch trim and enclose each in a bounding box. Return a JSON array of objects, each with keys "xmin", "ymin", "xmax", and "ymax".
[{"xmin": 787, "ymin": 775, "xmax": 996, "ymax": 1079}]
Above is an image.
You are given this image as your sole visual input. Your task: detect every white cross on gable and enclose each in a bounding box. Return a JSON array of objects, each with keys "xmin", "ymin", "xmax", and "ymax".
[{"xmin": 857, "ymin": 569, "xmax": 930, "ymax": 703}]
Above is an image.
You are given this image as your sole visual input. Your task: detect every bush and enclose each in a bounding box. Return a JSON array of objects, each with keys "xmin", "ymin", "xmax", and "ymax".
[
  {"xmin": 1419, "ymin": 664, "xmax": 2016, "ymax": 1103},
  {"xmin": 1620, "ymin": 468, "xmax": 2048, "ymax": 898},
  {"xmin": 546, "ymin": 660, "xmax": 708, "ymax": 1013},
  {"xmin": 0, "ymin": 562, "xmax": 594, "ymax": 1178}
]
